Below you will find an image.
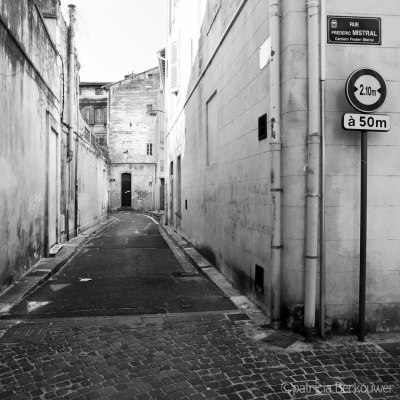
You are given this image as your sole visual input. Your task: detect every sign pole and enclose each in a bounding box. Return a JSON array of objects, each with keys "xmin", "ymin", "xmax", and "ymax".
[{"xmin": 358, "ymin": 130, "xmax": 368, "ymax": 342}]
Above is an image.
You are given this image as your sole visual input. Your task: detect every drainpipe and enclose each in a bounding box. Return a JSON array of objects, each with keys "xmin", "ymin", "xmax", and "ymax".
[
  {"xmin": 304, "ymin": 0, "xmax": 321, "ymax": 341},
  {"xmin": 67, "ymin": 4, "xmax": 76, "ymax": 163},
  {"xmin": 270, "ymin": 0, "xmax": 282, "ymax": 329},
  {"xmin": 319, "ymin": 0, "xmax": 326, "ymax": 338}
]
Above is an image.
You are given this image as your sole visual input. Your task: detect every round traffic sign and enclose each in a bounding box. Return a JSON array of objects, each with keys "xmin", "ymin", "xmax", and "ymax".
[{"xmin": 345, "ymin": 68, "xmax": 387, "ymax": 113}]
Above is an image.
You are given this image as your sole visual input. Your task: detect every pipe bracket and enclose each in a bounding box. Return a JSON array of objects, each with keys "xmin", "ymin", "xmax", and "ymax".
[
  {"xmin": 271, "ymin": 188, "xmax": 283, "ymax": 192},
  {"xmin": 305, "ymin": 193, "xmax": 321, "ymax": 198},
  {"xmin": 271, "ymin": 245, "xmax": 283, "ymax": 249},
  {"xmin": 305, "ymin": 255, "xmax": 320, "ymax": 259}
]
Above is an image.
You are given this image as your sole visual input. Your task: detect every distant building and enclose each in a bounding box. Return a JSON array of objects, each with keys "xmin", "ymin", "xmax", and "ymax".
[
  {"xmin": 79, "ymin": 82, "xmax": 111, "ymax": 147},
  {"xmin": 105, "ymin": 67, "xmax": 162, "ymax": 211}
]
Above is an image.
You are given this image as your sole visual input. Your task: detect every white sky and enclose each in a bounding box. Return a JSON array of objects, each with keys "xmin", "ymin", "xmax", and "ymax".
[{"xmin": 60, "ymin": 0, "xmax": 167, "ymax": 83}]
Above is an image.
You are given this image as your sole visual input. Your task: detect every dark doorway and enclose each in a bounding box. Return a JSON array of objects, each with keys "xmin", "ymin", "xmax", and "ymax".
[
  {"xmin": 121, "ymin": 173, "xmax": 131, "ymax": 207},
  {"xmin": 160, "ymin": 178, "xmax": 165, "ymax": 211}
]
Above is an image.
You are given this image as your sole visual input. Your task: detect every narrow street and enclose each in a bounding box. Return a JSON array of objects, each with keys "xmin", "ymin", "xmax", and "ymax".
[
  {"xmin": 0, "ymin": 213, "xmax": 399, "ymax": 399},
  {"xmin": 6, "ymin": 211, "xmax": 235, "ymax": 319}
]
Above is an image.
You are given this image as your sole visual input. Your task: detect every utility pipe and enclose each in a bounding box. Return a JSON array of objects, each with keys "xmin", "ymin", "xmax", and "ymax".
[
  {"xmin": 319, "ymin": 0, "xmax": 326, "ymax": 338},
  {"xmin": 270, "ymin": 0, "xmax": 282, "ymax": 329},
  {"xmin": 67, "ymin": 4, "xmax": 76, "ymax": 163},
  {"xmin": 304, "ymin": 0, "xmax": 321, "ymax": 341}
]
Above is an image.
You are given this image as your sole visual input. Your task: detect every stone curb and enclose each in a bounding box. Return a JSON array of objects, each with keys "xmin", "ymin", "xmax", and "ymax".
[
  {"xmin": 0, "ymin": 219, "xmax": 114, "ymax": 316},
  {"xmin": 160, "ymin": 223, "xmax": 267, "ymax": 319}
]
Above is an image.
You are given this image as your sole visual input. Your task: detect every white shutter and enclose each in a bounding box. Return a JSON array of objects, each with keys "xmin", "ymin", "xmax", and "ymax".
[{"xmin": 170, "ymin": 40, "xmax": 179, "ymax": 93}]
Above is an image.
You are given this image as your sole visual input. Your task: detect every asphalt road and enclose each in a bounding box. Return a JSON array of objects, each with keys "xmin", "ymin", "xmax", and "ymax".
[{"xmin": 7, "ymin": 211, "xmax": 236, "ymax": 319}]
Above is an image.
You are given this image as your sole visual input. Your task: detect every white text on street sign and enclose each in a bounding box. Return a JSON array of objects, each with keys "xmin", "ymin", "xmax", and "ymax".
[{"xmin": 342, "ymin": 113, "xmax": 391, "ymax": 132}]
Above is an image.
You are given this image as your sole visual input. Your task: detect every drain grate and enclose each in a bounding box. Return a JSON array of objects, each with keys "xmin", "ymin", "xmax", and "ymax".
[
  {"xmin": 379, "ymin": 342, "xmax": 400, "ymax": 356},
  {"xmin": 262, "ymin": 332, "xmax": 298, "ymax": 348},
  {"xmin": 0, "ymin": 323, "xmax": 49, "ymax": 343},
  {"xmin": 227, "ymin": 314, "xmax": 251, "ymax": 322}
]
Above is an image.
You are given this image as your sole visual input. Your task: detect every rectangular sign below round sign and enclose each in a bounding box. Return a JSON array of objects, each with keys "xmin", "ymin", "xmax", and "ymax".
[{"xmin": 342, "ymin": 113, "xmax": 391, "ymax": 132}]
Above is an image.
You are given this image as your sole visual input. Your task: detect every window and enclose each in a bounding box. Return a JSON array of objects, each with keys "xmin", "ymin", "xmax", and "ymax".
[
  {"xmin": 146, "ymin": 104, "xmax": 153, "ymax": 114},
  {"xmin": 95, "ymin": 108, "xmax": 106, "ymax": 125},
  {"xmin": 258, "ymin": 114, "xmax": 267, "ymax": 140},
  {"xmin": 147, "ymin": 143, "xmax": 153, "ymax": 155},
  {"xmin": 79, "ymin": 89, "xmax": 82, "ymax": 95},
  {"xmin": 95, "ymin": 88, "xmax": 103, "ymax": 95},
  {"xmin": 148, "ymin": 73, "xmax": 153, "ymax": 79}
]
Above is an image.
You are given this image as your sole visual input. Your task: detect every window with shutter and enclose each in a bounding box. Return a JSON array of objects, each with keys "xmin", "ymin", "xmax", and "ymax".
[
  {"xmin": 170, "ymin": 40, "xmax": 179, "ymax": 93},
  {"xmin": 103, "ymin": 108, "xmax": 107, "ymax": 124}
]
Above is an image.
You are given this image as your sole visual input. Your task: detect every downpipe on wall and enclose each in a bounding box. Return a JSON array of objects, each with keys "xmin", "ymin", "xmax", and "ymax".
[
  {"xmin": 319, "ymin": 0, "xmax": 326, "ymax": 338},
  {"xmin": 67, "ymin": 5, "xmax": 75, "ymax": 164},
  {"xmin": 304, "ymin": 0, "xmax": 321, "ymax": 341},
  {"xmin": 67, "ymin": 4, "xmax": 76, "ymax": 241},
  {"xmin": 270, "ymin": 0, "xmax": 282, "ymax": 329}
]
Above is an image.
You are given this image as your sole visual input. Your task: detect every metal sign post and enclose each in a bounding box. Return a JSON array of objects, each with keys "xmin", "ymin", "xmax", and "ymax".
[{"xmin": 343, "ymin": 68, "xmax": 388, "ymax": 342}]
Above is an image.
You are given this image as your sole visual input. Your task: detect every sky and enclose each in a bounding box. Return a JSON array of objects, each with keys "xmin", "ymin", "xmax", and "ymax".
[{"xmin": 60, "ymin": 0, "xmax": 167, "ymax": 83}]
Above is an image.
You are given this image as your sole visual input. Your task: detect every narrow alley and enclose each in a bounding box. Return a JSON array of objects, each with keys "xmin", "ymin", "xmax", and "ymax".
[{"xmin": 5, "ymin": 212, "xmax": 236, "ymax": 319}]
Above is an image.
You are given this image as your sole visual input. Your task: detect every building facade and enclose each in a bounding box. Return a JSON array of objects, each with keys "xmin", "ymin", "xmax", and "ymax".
[
  {"xmin": 79, "ymin": 82, "xmax": 110, "ymax": 147},
  {"xmin": 106, "ymin": 67, "xmax": 162, "ymax": 211},
  {"xmin": 165, "ymin": 0, "xmax": 400, "ymax": 334},
  {"xmin": 0, "ymin": 0, "xmax": 109, "ymax": 292}
]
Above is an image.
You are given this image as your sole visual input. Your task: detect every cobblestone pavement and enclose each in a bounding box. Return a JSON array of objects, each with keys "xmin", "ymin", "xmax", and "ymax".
[{"xmin": 0, "ymin": 313, "xmax": 399, "ymax": 400}]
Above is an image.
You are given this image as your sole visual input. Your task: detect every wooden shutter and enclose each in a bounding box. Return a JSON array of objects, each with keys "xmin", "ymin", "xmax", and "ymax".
[
  {"xmin": 170, "ymin": 40, "xmax": 178, "ymax": 93},
  {"xmin": 89, "ymin": 108, "xmax": 95, "ymax": 125},
  {"xmin": 103, "ymin": 108, "xmax": 107, "ymax": 124}
]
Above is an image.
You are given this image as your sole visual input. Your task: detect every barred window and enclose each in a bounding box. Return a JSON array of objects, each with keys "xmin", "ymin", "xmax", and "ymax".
[
  {"xmin": 95, "ymin": 88, "xmax": 103, "ymax": 95},
  {"xmin": 147, "ymin": 143, "xmax": 153, "ymax": 155}
]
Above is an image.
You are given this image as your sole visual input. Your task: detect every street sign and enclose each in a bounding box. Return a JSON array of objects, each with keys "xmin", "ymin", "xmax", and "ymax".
[
  {"xmin": 345, "ymin": 68, "xmax": 387, "ymax": 113},
  {"xmin": 327, "ymin": 16, "xmax": 381, "ymax": 45},
  {"xmin": 342, "ymin": 113, "xmax": 391, "ymax": 132}
]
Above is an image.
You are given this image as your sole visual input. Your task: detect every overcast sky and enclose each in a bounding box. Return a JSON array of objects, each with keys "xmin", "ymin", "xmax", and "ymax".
[{"xmin": 60, "ymin": 0, "xmax": 167, "ymax": 83}]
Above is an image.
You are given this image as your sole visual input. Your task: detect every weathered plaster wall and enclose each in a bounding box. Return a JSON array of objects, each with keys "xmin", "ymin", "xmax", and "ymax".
[
  {"xmin": 110, "ymin": 164, "xmax": 155, "ymax": 211},
  {"xmin": 108, "ymin": 69, "xmax": 160, "ymax": 210},
  {"xmin": 323, "ymin": 1, "xmax": 400, "ymax": 332},
  {"xmin": 0, "ymin": 0, "xmax": 60, "ymax": 289},
  {"xmin": 77, "ymin": 116, "xmax": 110, "ymax": 232},
  {"xmin": 166, "ymin": 0, "xmax": 272, "ymax": 313}
]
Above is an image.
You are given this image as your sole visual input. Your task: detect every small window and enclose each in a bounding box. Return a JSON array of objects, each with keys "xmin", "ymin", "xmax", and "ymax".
[
  {"xmin": 146, "ymin": 104, "xmax": 153, "ymax": 114},
  {"xmin": 147, "ymin": 143, "xmax": 153, "ymax": 155},
  {"xmin": 258, "ymin": 114, "xmax": 267, "ymax": 141},
  {"xmin": 79, "ymin": 89, "xmax": 82, "ymax": 95},
  {"xmin": 148, "ymin": 73, "xmax": 153, "ymax": 79},
  {"xmin": 95, "ymin": 88, "xmax": 103, "ymax": 95}
]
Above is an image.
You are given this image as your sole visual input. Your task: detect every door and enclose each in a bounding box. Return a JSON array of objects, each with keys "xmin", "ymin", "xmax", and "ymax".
[
  {"xmin": 160, "ymin": 178, "xmax": 165, "ymax": 211},
  {"xmin": 121, "ymin": 173, "xmax": 131, "ymax": 207},
  {"xmin": 48, "ymin": 127, "xmax": 58, "ymax": 248}
]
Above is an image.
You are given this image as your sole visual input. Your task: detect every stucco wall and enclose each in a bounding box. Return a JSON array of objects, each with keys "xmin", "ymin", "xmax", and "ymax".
[
  {"xmin": 77, "ymin": 118, "xmax": 110, "ymax": 232},
  {"xmin": 166, "ymin": 0, "xmax": 272, "ymax": 312},
  {"xmin": 108, "ymin": 69, "xmax": 160, "ymax": 211},
  {"xmin": 0, "ymin": 0, "xmax": 60, "ymax": 289},
  {"xmin": 110, "ymin": 164, "xmax": 155, "ymax": 211}
]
